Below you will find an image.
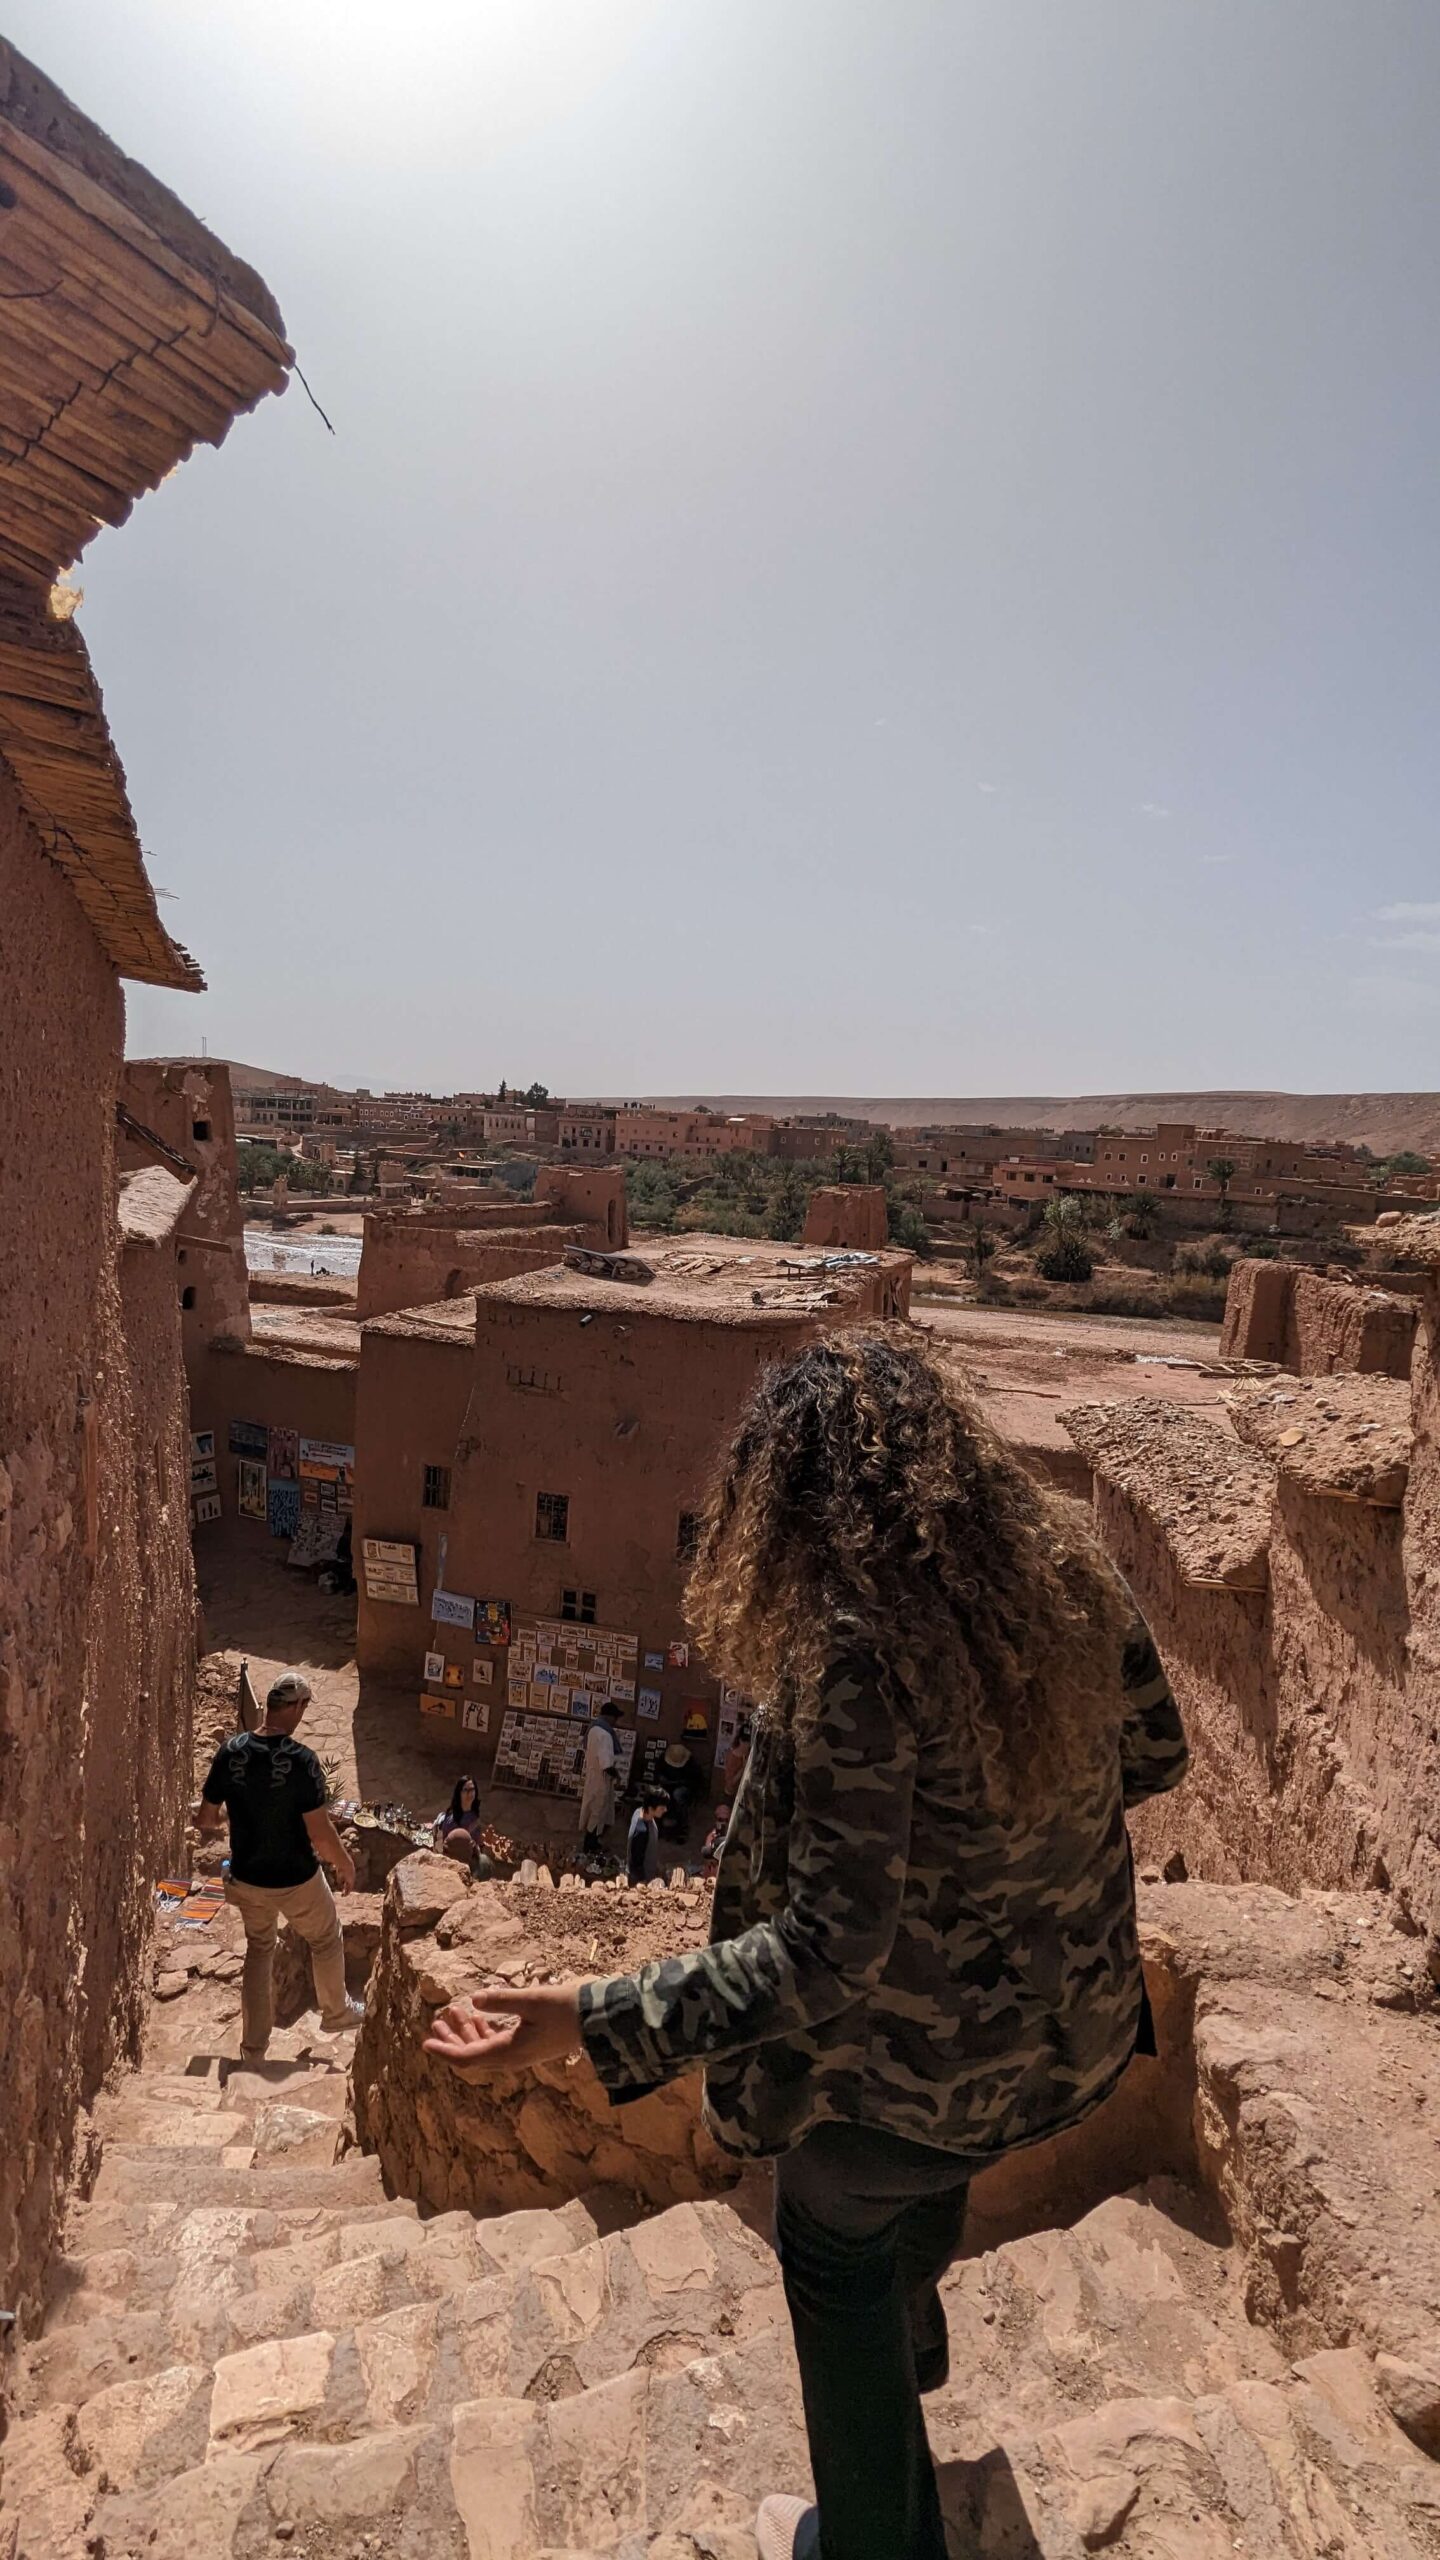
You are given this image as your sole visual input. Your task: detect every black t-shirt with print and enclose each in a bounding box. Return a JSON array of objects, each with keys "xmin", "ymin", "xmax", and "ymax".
[{"xmin": 202, "ymin": 1730, "xmax": 328, "ymax": 1888}]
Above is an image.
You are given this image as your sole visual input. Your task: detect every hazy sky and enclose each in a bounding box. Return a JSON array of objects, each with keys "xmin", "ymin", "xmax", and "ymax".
[{"xmin": 14, "ymin": 2, "xmax": 1440, "ymax": 1094}]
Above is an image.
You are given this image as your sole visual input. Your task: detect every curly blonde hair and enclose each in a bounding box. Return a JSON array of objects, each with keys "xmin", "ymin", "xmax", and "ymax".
[{"xmin": 686, "ymin": 1324, "xmax": 1132, "ymax": 1817}]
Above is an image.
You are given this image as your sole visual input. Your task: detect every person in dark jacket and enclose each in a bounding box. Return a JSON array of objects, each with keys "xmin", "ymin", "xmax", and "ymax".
[
  {"xmin": 424, "ymin": 1327, "xmax": 1188, "ymax": 2560},
  {"xmin": 626, "ymin": 1790, "xmax": 670, "ymax": 1887}
]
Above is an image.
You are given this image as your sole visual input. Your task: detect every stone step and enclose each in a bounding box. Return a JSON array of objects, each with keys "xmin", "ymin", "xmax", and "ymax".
[
  {"xmin": 89, "ymin": 2143, "xmax": 390, "ymax": 2212},
  {"xmin": 98, "ymin": 2102, "xmax": 257, "ymax": 2150},
  {"xmin": 224, "ymin": 2058, "xmax": 350, "ymax": 2115},
  {"xmin": 926, "ymin": 2181, "xmax": 1292, "ymax": 2464}
]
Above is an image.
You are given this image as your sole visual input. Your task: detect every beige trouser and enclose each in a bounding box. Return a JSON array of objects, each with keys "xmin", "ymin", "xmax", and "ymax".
[{"xmin": 224, "ymin": 1866, "xmax": 348, "ymax": 2057}]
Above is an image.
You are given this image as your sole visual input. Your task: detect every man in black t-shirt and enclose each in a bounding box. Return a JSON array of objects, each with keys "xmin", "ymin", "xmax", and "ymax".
[{"xmin": 199, "ymin": 1670, "xmax": 363, "ymax": 2063}]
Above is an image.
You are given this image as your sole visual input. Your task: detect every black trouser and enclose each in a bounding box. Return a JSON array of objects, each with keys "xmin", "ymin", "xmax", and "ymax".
[{"xmin": 775, "ymin": 2121, "xmax": 970, "ymax": 2560}]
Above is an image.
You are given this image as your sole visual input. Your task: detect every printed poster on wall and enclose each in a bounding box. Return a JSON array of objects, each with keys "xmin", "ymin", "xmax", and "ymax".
[
  {"xmin": 237, "ymin": 1459, "xmax": 267, "ymax": 1522},
  {"xmin": 193, "ymin": 1492, "xmax": 222, "ymax": 1525},
  {"xmin": 267, "ymin": 1428, "xmax": 299, "ymax": 1483},
  {"xmin": 474, "ymin": 1599, "xmax": 511, "ymax": 1645},
  {"xmin": 190, "ymin": 1428, "xmax": 216, "ymax": 1463},
  {"xmin": 362, "ymin": 1537, "xmax": 420, "ymax": 1606},
  {"xmin": 267, "ymin": 1483, "xmax": 301, "ymax": 1540},
  {"xmin": 462, "ymin": 1699, "xmax": 490, "ymax": 1734},
  {"xmin": 229, "ymin": 1419, "xmax": 268, "ymax": 1457},
  {"xmin": 431, "ymin": 1589, "xmax": 476, "ymax": 1631},
  {"xmin": 423, "ymin": 1650, "xmax": 445, "ymax": 1683},
  {"xmin": 190, "ymin": 1459, "xmax": 218, "ymax": 1496},
  {"xmin": 298, "ymin": 1438, "xmax": 354, "ymax": 1475},
  {"xmin": 469, "ymin": 1659, "xmax": 493, "ymax": 1687}
]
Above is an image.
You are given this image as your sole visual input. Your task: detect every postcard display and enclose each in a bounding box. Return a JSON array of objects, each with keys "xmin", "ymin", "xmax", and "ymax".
[
  {"xmin": 494, "ymin": 1617, "xmax": 641, "ymax": 1798},
  {"xmin": 189, "ymin": 1429, "xmax": 220, "ymax": 1526}
]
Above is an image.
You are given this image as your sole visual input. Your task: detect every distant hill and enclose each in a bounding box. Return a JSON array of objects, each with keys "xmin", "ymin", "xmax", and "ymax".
[
  {"xmin": 144, "ymin": 1065, "xmax": 1440, "ymax": 1160},
  {"xmin": 606, "ymin": 1093, "xmax": 1440, "ymax": 1157},
  {"xmin": 140, "ymin": 1057, "xmax": 345, "ymax": 1096}
]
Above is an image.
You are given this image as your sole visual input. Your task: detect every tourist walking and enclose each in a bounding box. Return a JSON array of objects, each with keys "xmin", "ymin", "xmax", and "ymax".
[
  {"xmin": 199, "ymin": 1670, "xmax": 365, "ymax": 2063},
  {"xmin": 425, "ymin": 1328, "xmax": 1188, "ymax": 2560},
  {"xmin": 577, "ymin": 1700, "xmax": 623, "ymax": 1854}
]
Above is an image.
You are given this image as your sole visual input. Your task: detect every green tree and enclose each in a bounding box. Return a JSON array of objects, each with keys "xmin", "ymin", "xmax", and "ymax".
[
  {"xmin": 889, "ymin": 1200, "xmax": 932, "ymax": 1258},
  {"xmin": 970, "ymin": 1222, "xmax": 998, "ymax": 1268},
  {"xmin": 766, "ymin": 1167, "xmax": 806, "ymax": 1239},
  {"xmin": 1207, "ymin": 1157, "xmax": 1239, "ymax": 1230},
  {"xmin": 1372, "ymin": 1150, "xmax": 1431, "ymax": 1184},
  {"xmin": 523, "ymin": 1081, "xmax": 551, "ymax": 1106},
  {"xmin": 1035, "ymin": 1193, "xmax": 1095, "ymax": 1282}
]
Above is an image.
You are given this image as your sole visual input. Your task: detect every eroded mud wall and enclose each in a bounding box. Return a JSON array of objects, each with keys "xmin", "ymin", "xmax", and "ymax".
[{"xmin": 0, "ymin": 767, "xmax": 195, "ymax": 2326}]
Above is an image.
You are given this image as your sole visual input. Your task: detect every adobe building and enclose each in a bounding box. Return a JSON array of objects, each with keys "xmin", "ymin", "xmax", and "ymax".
[
  {"xmin": 355, "ymin": 1165, "xmax": 627, "ymax": 1320},
  {"xmin": 0, "ymin": 40, "xmax": 290, "ymax": 2325},
  {"xmin": 801, "ymin": 1182, "xmax": 891, "ymax": 1251},
  {"xmin": 558, "ymin": 1105, "xmax": 618, "ymax": 1153},
  {"xmin": 352, "ymin": 1236, "xmax": 914, "ymax": 1798},
  {"xmin": 118, "ymin": 1056, "xmax": 252, "ymax": 1418}
]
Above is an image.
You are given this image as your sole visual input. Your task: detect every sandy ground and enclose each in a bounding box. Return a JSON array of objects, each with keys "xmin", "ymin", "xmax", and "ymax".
[
  {"xmin": 197, "ymin": 1534, "xmax": 609, "ymax": 1855},
  {"xmin": 917, "ymin": 1300, "xmax": 1231, "ymax": 1467}
]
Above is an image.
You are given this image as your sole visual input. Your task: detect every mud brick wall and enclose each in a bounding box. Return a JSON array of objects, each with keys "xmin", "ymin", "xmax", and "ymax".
[
  {"xmin": 1221, "ymin": 1258, "xmax": 1417, "ymax": 1378},
  {"xmin": 0, "ymin": 765, "xmax": 196, "ymax": 2326}
]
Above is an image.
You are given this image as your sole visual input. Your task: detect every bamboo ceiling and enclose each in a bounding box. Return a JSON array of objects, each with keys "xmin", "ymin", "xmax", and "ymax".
[{"xmin": 0, "ymin": 42, "xmax": 293, "ymax": 988}]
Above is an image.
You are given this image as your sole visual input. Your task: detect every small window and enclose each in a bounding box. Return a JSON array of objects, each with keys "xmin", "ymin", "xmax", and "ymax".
[
  {"xmin": 561, "ymin": 1587, "xmax": 597, "ymax": 1624},
  {"xmin": 180, "ymin": 1285, "xmax": 196, "ymax": 1309},
  {"xmin": 422, "ymin": 1464, "xmax": 451, "ymax": 1510},
  {"xmin": 536, "ymin": 1490, "xmax": 569, "ymax": 1542},
  {"xmin": 192, "ymin": 1119, "xmax": 211, "ymax": 1143},
  {"xmin": 676, "ymin": 1511, "xmax": 700, "ymax": 1563}
]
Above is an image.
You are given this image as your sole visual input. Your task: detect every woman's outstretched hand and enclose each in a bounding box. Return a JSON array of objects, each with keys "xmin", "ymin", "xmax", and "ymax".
[{"xmin": 423, "ymin": 1984, "xmax": 584, "ymax": 2082}]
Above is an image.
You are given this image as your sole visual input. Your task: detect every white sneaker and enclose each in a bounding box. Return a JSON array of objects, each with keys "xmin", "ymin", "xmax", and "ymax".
[
  {"xmin": 756, "ymin": 2497, "xmax": 819, "ymax": 2560},
  {"xmin": 319, "ymin": 1995, "xmax": 365, "ymax": 2035}
]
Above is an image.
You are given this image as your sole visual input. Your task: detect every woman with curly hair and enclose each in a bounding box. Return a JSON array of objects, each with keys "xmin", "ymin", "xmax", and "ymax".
[{"xmin": 425, "ymin": 1325, "xmax": 1187, "ymax": 2560}]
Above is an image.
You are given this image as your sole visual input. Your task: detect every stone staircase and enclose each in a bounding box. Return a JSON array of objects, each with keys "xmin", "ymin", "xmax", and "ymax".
[{"xmin": 3, "ymin": 1913, "xmax": 1440, "ymax": 2559}]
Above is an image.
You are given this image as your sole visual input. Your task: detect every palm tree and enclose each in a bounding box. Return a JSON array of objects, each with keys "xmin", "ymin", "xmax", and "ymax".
[
  {"xmin": 1037, "ymin": 1193, "xmax": 1094, "ymax": 1282},
  {"xmin": 1207, "ymin": 1157, "xmax": 1238, "ymax": 1229}
]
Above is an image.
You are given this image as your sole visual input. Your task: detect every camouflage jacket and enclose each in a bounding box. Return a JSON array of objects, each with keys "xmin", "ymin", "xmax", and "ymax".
[{"xmin": 578, "ymin": 1621, "xmax": 1187, "ymax": 2164}]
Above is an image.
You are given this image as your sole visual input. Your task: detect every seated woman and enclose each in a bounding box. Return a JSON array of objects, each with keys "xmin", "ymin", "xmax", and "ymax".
[{"xmin": 435, "ymin": 1774, "xmax": 485, "ymax": 1868}]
